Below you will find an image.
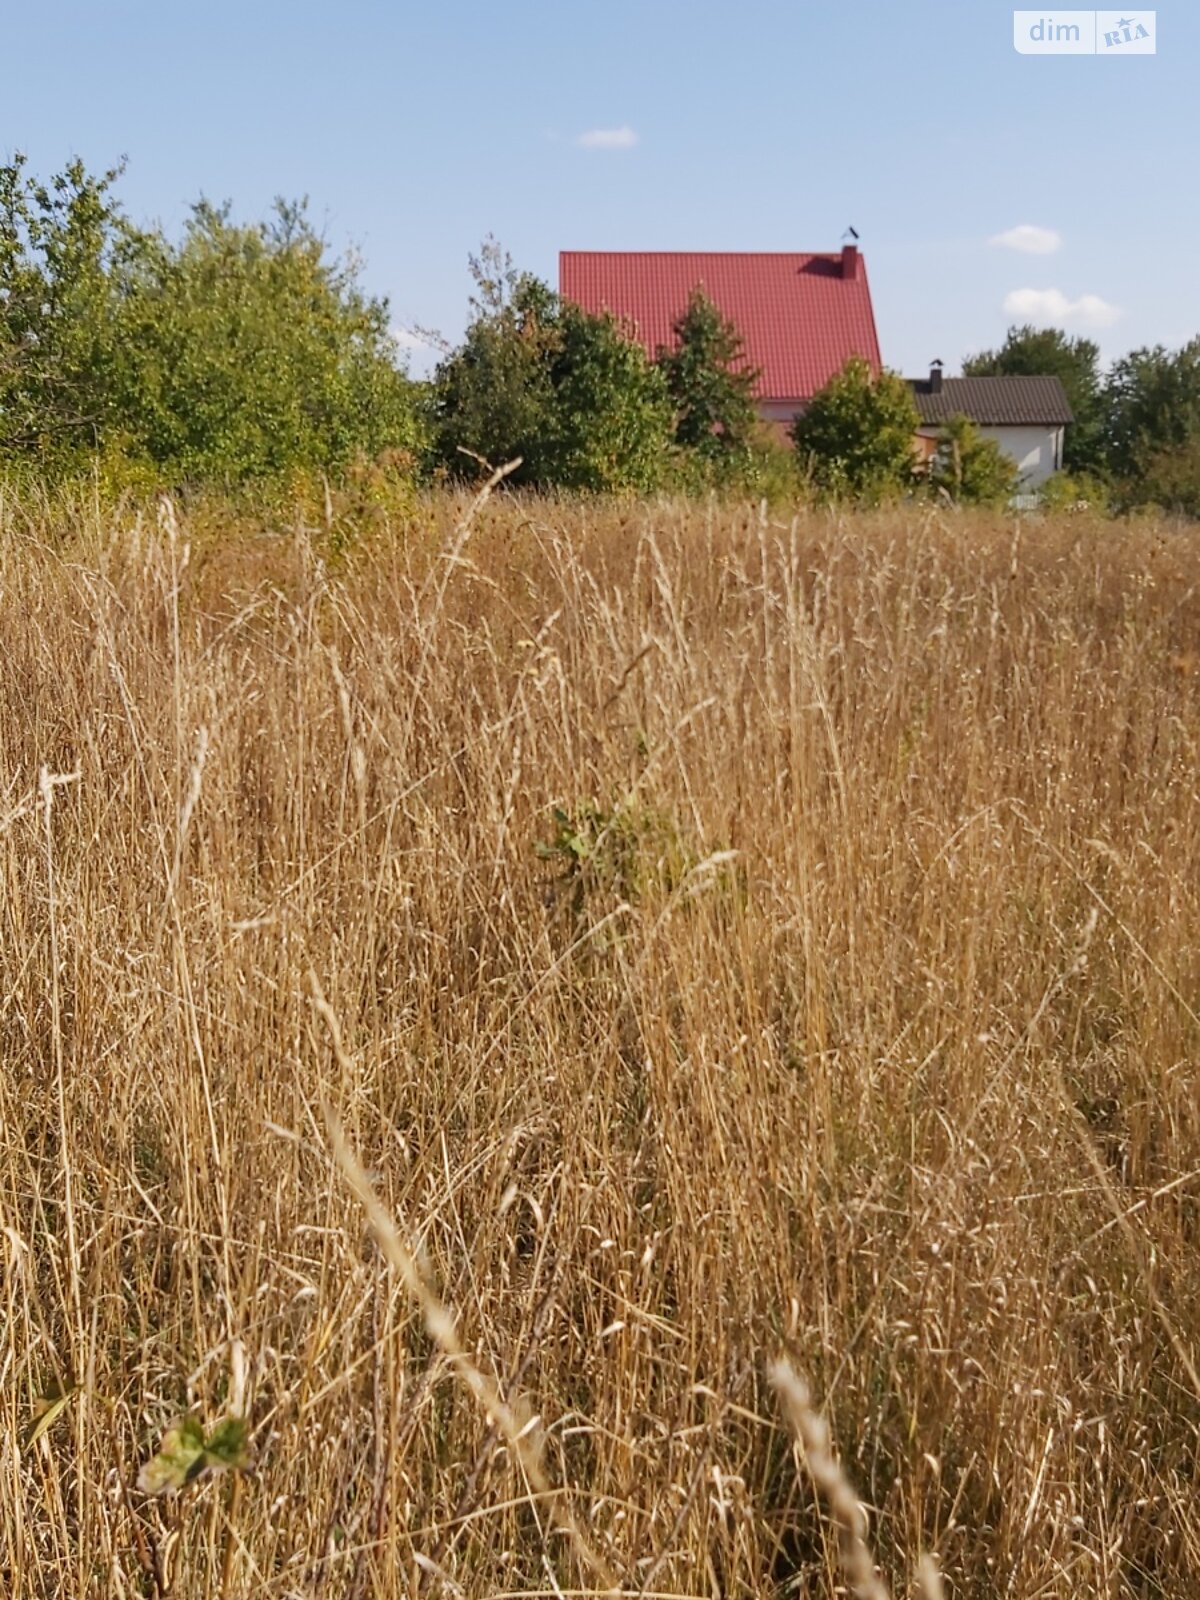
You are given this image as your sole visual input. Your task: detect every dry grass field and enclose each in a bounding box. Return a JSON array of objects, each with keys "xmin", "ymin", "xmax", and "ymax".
[{"xmin": 1, "ymin": 489, "xmax": 1199, "ymax": 1599}]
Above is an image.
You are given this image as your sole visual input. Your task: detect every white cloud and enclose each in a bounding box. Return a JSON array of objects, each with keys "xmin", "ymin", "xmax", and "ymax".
[
  {"xmin": 1002, "ymin": 287, "xmax": 1121, "ymax": 329},
  {"xmin": 391, "ymin": 326, "xmax": 433, "ymax": 353},
  {"xmin": 576, "ymin": 125, "xmax": 639, "ymax": 151},
  {"xmin": 389, "ymin": 324, "xmax": 444, "ymax": 378},
  {"xmin": 990, "ymin": 224, "xmax": 1063, "ymax": 255}
]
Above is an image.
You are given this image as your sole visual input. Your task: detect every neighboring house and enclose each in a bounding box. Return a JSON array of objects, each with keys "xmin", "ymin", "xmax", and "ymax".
[
  {"xmin": 559, "ymin": 246, "xmax": 881, "ymax": 429},
  {"xmin": 908, "ymin": 365, "xmax": 1074, "ymax": 488}
]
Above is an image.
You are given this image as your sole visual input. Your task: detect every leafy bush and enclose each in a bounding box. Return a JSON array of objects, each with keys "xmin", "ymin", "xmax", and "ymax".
[
  {"xmin": 738, "ymin": 433, "xmax": 807, "ymax": 502},
  {"xmin": 0, "ymin": 156, "xmax": 131, "ymax": 464},
  {"xmin": 666, "ymin": 427, "xmax": 805, "ymax": 504},
  {"xmin": 1039, "ymin": 470, "xmax": 1111, "ymax": 515},
  {"xmin": 114, "ymin": 200, "xmax": 423, "ymax": 483},
  {"xmin": 537, "ymin": 799, "xmax": 694, "ymax": 929},
  {"xmin": 431, "ymin": 240, "xmax": 674, "ymax": 494},
  {"xmin": 791, "ymin": 357, "xmax": 920, "ymax": 502},
  {"xmin": 1127, "ymin": 434, "xmax": 1200, "ymax": 519},
  {"xmin": 429, "ymin": 243, "xmax": 560, "ymax": 482},
  {"xmin": 0, "ymin": 155, "xmax": 423, "ymax": 485},
  {"xmin": 928, "ymin": 414, "xmax": 1019, "ymax": 506},
  {"xmin": 544, "ymin": 304, "xmax": 676, "ymax": 493}
]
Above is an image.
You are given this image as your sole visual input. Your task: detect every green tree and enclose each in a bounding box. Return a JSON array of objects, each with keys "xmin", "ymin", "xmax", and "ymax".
[
  {"xmin": 0, "ymin": 154, "xmax": 138, "ymax": 461},
  {"xmin": 928, "ymin": 414, "xmax": 1019, "ymax": 506},
  {"xmin": 791, "ymin": 357, "xmax": 919, "ymax": 501},
  {"xmin": 656, "ymin": 289, "xmax": 760, "ymax": 476},
  {"xmin": 1, "ymin": 155, "xmax": 422, "ymax": 484},
  {"xmin": 429, "ymin": 239, "xmax": 560, "ymax": 482},
  {"xmin": 963, "ymin": 324, "xmax": 1102, "ymax": 472},
  {"xmin": 1102, "ymin": 339, "xmax": 1200, "ymax": 490},
  {"xmin": 1134, "ymin": 435, "xmax": 1200, "ymax": 518},
  {"xmin": 432, "ymin": 240, "xmax": 673, "ymax": 493},
  {"xmin": 544, "ymin": 304, "xmax": 674, "ymax": 493},
  {"xmin": 113, "ymin": 198, "xmax": 421, "ymax": 482}
]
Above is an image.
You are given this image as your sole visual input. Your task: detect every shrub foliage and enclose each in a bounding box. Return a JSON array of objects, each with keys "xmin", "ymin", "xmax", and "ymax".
[
  {"xmin": 0, "ymin": 155, "xmax": 421, "ymax": 484},
  {"xmin": 791, "ymin": 356, "xmax": 920, "ymax": 501}
]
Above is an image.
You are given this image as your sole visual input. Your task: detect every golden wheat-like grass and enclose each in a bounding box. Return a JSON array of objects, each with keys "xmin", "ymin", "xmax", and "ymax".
[{"xmin": 1, "ymin": 489, "xmax": 1199, "ymax": 1597}]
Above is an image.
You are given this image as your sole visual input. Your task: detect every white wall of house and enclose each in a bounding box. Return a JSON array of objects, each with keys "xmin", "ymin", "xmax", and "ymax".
[
  {"xmin": 981, "ymin": 425, "xmax": 1063, "ymax": 486},
  {"xmin": 917, "ymin": 424, "xmax": 1063, "ymax": 487}
]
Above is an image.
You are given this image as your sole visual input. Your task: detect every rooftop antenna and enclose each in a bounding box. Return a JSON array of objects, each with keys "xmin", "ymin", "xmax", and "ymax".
[{"xmin": 842, "ymin": 225, "xmax": 860, "ymax": 242}]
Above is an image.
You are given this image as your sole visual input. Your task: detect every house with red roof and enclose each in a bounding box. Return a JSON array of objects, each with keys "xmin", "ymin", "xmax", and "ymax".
[{"xmin": 559, "ymin": 244, "xmax": 881, "ymax": 430}]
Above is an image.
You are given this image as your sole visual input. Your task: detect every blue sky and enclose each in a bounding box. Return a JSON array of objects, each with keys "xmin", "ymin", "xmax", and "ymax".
[{"xmin": 4, "ymin": 2, "xmax": 1194, "ymax": 378}]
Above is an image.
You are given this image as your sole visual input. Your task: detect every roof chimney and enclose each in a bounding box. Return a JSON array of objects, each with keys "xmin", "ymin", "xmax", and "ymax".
[
  {"xmin": 841, "ymin": 242, "xmax": 860, "ymax": 280},
  {"xmin": 929, "ymin": 358, "xmax": 944, "ymax": 394}
]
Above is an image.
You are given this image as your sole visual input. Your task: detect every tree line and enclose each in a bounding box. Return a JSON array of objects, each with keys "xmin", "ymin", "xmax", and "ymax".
[
  {"xmin": 963, "ymin": 324, "xmax": 1200, "ymax": 515},
  {"xmin": 0, "ymin": 157, "xmax": 419, "ymax": 487},
  {"xmin": 2, "ymin": 158, "xmax": 1199, "ymax": 513}
]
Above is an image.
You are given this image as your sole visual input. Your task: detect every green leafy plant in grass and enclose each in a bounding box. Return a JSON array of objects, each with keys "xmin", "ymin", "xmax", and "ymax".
[
  {"xmin": 536, "ymin": 800, "xmax": 695, "ymax": 931},
  {"xmin": 137, "ymin": 1413, "xmax": 249, "ymax": 1495}
]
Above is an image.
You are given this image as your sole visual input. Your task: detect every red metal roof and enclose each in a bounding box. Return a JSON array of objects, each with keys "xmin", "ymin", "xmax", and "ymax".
[{"xmin": 559, "ymin": 250, "xmax": 882, "ymax": 404}]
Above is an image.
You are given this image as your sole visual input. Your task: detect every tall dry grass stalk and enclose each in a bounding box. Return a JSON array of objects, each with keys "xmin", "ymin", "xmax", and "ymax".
[
  {"xmin": 769, "ymin": 1355, "xmax": 946, "ymax": 1600},
  {"xmin": 1, "ymin": 490, "xmax": 1199, "ymax": 1597},
  {"xmin": 770, "ymin": 1358, "xmax": 893, "ymax": 1600}
]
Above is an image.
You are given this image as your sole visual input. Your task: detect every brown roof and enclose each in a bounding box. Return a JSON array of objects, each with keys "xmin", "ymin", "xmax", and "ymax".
[{"xmin": 909, "ymin": 375, "xmax": 1074, "ymax": 426}]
